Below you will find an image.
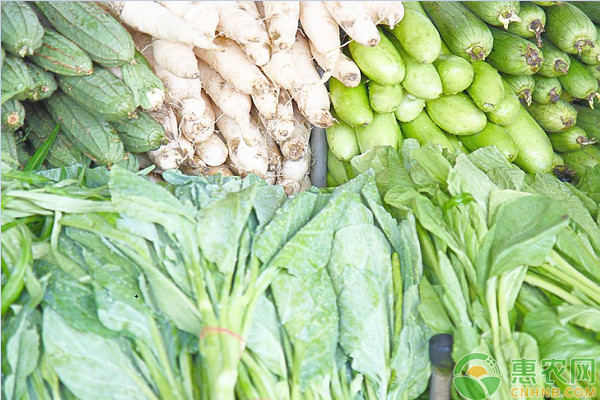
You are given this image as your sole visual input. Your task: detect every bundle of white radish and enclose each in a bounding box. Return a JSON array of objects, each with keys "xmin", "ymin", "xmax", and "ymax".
[{"xmin": 106, "ymin": 1, "xmax": 408, "ymax": 194}]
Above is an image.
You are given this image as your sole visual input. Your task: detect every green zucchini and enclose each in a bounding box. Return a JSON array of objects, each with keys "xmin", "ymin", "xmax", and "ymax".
[
  {"xmin": 394, "ymin": 93, "xmax": 425, "ymax": 122},
  {"xmin": 24, "ymin": 101, "xmax": 84, "ymax": 168},
  {"xmin": 329, "ymin": 78, "xmax": 373, "ymax": 127},
  {"xmin": 531, "ymin": 1, "xmax": 562, "ymax": 6},
  {"xmin": 425, "ymin": 93, "xmax": 487, "ymax": 135},
  {"xmin": 368, "ymin": 82, "xmax": 403, "ymax": 114},
  {"xmin": 389, "ymin": 35, "xmax": 442, "ymax": 100},
  {"xmin": 504, "ymin": 106, "xmax": 554, "ymax": 173},
  {"xmin": 422, "ymin": 1, "xmax": 493, "ymax": 62},
  {"xmin": 586, "ymin": 64, "xmax": 600, "ymax": 82},
  {"xmin": 1, "ymin": 99, "xmax": 25, "ymax": 132},
  {"xmin": 544, "ymin": 2, "xmax": 597, "ymax": 54},
  {"xmin": 527, "ymin": 100, "xmax": 577, "ymax": 132},
  {"xmin": 23, "ymin": 61, "xmax": 57, "ymax": 101},
  {"xmin": 348, "ymin": 28, "xmax": 405, "ymax": 85},
  {"xmin": 558, "ymin": 55, "xmax": 599, "ymax": 107},
  {"xmin": 121, "ymin": 51, "xmax": 165, "ymax": 111},
  {"xmin": 501, "ymin": 73, "xmax": 535, "ymax": 106},
  {"xmin": 560, "ymin": 87, "xmax": 577, "ymax": 103},
  {"xmin": 445, "ymin": 132, "xmax": 468, "ymax": 154},
  {"xmin": 326, "ymin": 172, "xmax": 339, "ymax": 188},
  {"xmin": 399, "ymin": 110, "xmax": 453, "ymax": 151},
  {"xmin": 532, "ymin": 76, "xmax": 561, "ymax": 104},
  {"xmin": 45, "ymin": 91, "xmax": 124, "ymax": 166},
  {"xmin": 574, "ymin": 105, "xmax": 600, "ymax": 142},
  {"xmin": 552, "ymin": 152, "xmax": 564, "ymax": 167},
  {"xmin": 355, "ymin": 112, "xmax": 400, "ymax": 152},
  {"xmin": 548, "ymin": 126, "xmax": 597, "ymax": 153},
  {"xmin": 387, "ymin": 7, "xmax": 441, "ymax": 64},
  {"xmin": 572, "ymin": 2, "xmax": 600, "ymax": 24},
  {"xmin": 433, "ymin": 54, "xmax": 474, "ymax": 95},
  {"xmin": 487, "ymin": 28, "xmax": 544, "ymax": 75},
  {"xmin": 1, "ymin": 55, "xmax": 34, "ymax": 102},
  {"xmin": 35, "ymin": 1, "xmax": 134, "ymax": 67},
  {"xmin": 507, "ymin": 3, "xmax": 546, "ymax": 47},
  {"xmin": 463, "ymin": 1, "xmax": 521, "ymax": 29},
  {"xmin": 466, "ymin": 61, "xmax": 504, "ymax": 112},
  {"xmin": 561, "ymin": 145, "xmax": 600, "ymax": 177},
  {"xmin": 578, "ymin": 27, "xmax": 600, "ymax": 65},
  {"xmin": 111, "ymin": 111, "xmax": 166, "ymax": 153},
  {"xmin": 486, "ymin": 80, "xmax": 522, "ymax": 126},
  {"xmin": 459, "ymin": 121, "xmax": 518, "ymax": 161},
  {"xmin": 326, "ymin": 114, "xmax": 360, "ymax": 162},
  {"xmin": 28, "ymin": 29, "xmax": 93, "ymax": 77},
  {"xmin": 535, "ymin": 39, "xmax": 570, "ymax": 77},
  {"xmin": 327, "ymin": 149, "xmax": 349, "ymax": 185},
  {"xmin": 58, "ymin": 67, "xmax": 136, "ymax": 121},
  {"xmin": 0, "ymin": 1, "xmax": 43, "ymax": 57}
]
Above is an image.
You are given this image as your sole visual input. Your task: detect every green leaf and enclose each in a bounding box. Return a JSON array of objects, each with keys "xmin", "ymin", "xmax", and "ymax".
[
  {"xmin": 418, "ymin": 277, "xmax": 453, "ymax": 334},
  {"xmin": 485, "ymin": 196, "xmax": 570, "ymax": 277},
  {"xmin": 23, "ymin": 123, "xmax": 60, "ymax": 172},
  {"xmin": 42, "ymin": 308, "xmax": 157, "ymax": 400},
  {"xmin": 557, "ymin": 304, "xmax": 600, "ymax": 333},
  {"xmin": 350, "ymin": 146, "xmax": 414, "ymax": 196},
  {"xmin": 327, "ymin": 224, "xmax": 392, "ymax": 394},
  {"xmin": 271, "ymin": 268, "xmax": 338, "ymax": 390}
]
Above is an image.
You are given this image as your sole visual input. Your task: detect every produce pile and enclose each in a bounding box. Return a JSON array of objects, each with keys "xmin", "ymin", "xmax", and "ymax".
[
  {"xmin": 2, "ymin": 2, "xmax": 600, "ymax": 400},
  {"xmin": 2, "ymin": 143, "xmax": 599, "ymax": 400},
  {"xmin": 326, "ymin": 1, "xmax": 600, "ymax": 187}
]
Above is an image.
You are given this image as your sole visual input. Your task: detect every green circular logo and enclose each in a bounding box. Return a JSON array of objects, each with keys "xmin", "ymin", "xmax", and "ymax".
[{"xmin": 453, "ymin": 352, "xmax": 501, "ymax": 400}]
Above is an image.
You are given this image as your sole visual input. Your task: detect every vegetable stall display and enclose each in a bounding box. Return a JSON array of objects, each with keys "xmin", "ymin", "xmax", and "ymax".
[{"xmin": 2, "ymin": 2, "xmax": 600, "ymax": 400}]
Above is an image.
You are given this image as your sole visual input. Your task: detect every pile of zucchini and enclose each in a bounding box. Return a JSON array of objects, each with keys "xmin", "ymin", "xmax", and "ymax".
[
  {"xmin": 1, "ymin": 1, "xmax": 166, "ymax": 170},
  {"xmin": 326, "ymin": 1, "xmax": 600, "ymax": 186}
]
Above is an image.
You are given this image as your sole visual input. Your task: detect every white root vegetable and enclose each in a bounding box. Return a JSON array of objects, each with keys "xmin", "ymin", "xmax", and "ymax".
[
  {"xmin": 309, "ymin": 42, "xmax": 361, "ymax": 88},
  {"xmin": 277, "ymin": 152, "xmax": 311, "ymax": 195},
  {"xmin": 280, "ymin": 110, "xmax": 311, "ymax": 161},
  {"xmin": 194, "ymin": 38, "xmax": 275, "ymax": 97},
  {"xmin": 147, "ymin": 105, "xmax": 185, "ymax": 170},
  {"xmin": 260, "ymin": 89, "xmax": 295, "ymax": 142},
  {"xmin": 106, "ymin": 2, "xmax": 218, "ymax": 50},
  {"xmin": 288, "ymin": 34, "xmax": 333, "ymax": 127},
  {"xmin": 323, "ymin": 1, "xmax": 380, "ymax": 47},
  {"xmin": 156, "ymin": 1, "xmax": 218, "ymax": 42},
  {"xmin": 363, "ymin": 1, "xmax": 405, "ymax": 28},
  {"xmin": 263, "ymin": 1, "xmax": 300, "ymax": 51},
  {"xmin": 209, "ymin": 1, "xmax": 271, "ymax": 65},
  {"xmin": 197, "ymin": 59, "xmax": 251, "ymax": 131},
  {"xmin": 215, "ymin": 106, "xmax": 268, "ymax": 178},
  {"xmin": 152, "ymin": 39, "xmax": 199, "ymax": 79},
  {"xmin": 195, "ymin": 133, "xmax": 228, "ymax": 166},
  {"xmin": 299, "ymin": 1, "xmax": 340, "ymax": 62},
  {"xmin": 186, "ymin": 91, "xmax": 216, "ymax": 144},
  {"xmin": 263, "ymin": 129, "xmax": 283, "ymax": 173}
]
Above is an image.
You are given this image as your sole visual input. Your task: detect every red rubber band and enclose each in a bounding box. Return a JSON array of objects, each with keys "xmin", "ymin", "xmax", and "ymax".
[{"xmin": 199, "ymin": 327, "xmax": 246, "ymax": 358}]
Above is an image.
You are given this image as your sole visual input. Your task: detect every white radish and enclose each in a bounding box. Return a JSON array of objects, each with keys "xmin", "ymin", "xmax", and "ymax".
[
  {"xmin": 323, "ymin": 1, "xmax": 380, "ymax": 47},
  {"xmin": 363, "ymin": 1, "xmax": 405, "ymax": 28},
  {"xmin": 288, "ymin": 34, "xmax": 333, "ymax": 127},
  {"xmin": 152, "ymin": 39, "xmax": 199, "ymax": 79},
  {"xmin": 197, "ymin": 59, "xmax": 252, "ymax": 131},
  {"xmin": 263, "ymin": 1, "xmax": 300, "ymax": 51},
  {"xmin": 277, "ymin": 152, "xmax": 311, "ymax": 195},
  {"xmin": 280, "ymin": 110, "xmax": 311, "ymax": 161},
  {"xmin": 260, "ymin": 89, "xmax": 295, "ymax": 143},
  {"xmin": 195, "ymin": 133, "xmax": 228, "ymax": 166},
  {"xmin": 215, "ymin": 106, "xmax": 268, "ymax": 178},
  {"xmin": 147, "ymin": 105, "xmax": 184, "ymax": 170},
  {"xmin": 263, "ymin": 129, "xmax": 283, "ymax": 173},
  {"xmin": 194, "ymin": 38, "xmax": 275, "ymax": 96},
  {"xmin": 156, "ymin": 1, "xmax": 218, "ymax": 42},
  {"xmin": 309, "ymin": 43, "xmax": 361, "ymax": 88},
  {"xmin": 299, "ymin": 1, "xmax": 340, "ymax": 62},
  {"xmin": 106, "ymin": 2, "xmax": 218, "ymax": 50}
]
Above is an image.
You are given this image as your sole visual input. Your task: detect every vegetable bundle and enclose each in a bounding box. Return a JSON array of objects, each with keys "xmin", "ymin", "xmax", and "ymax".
[{"xmin": 326, "ymin": 0, "xmax": 600, "ymax": 187}]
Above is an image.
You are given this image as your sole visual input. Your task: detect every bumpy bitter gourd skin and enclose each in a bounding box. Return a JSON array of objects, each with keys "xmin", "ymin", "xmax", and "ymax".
[
  {"xmin": 45, "ymin": 92, "xmax": 124, "ymax": 166},
  {"xmin": 1, "ymin": 1, "xmax": 44, "ymax": 57},
  {"xmin": 558, "ymin": 56, "xmax": 600, "ymax": 107},
  {"xmin": 487, "ymin": 28, "xmax": 544, "ymax": 75},
  {"xmin": 548, "ymin": 126, "xmax": 597, "ymax": 153},
  {"xmin": 35, "ymin": 1, "xmax": 135, "ymax": 67},
  {"xmin": 463, "ymin": 1, "xmax": 521, "ymax": 29},
  {"xmin": 507, "ymin": 2, "xmax": 546, "ymax": 47},
  {"xmin": 535, "ymin": 39, "xmax": 570, "ymax": 78},
  {"xmin": 1, "ymin": 55, "xmax": 34, "ymax": 100},
  {"xmin": 111, "ymin": 111, "xmax": 166, "ymax": 153},
  {"xmin": 527, "ymin": 100, "xmax": 578, "ymax": 133},
  {"xmin": 532, "ymin": 76, "xmax": 561, "ymax": 105},
  {"xmin": 1, "ymin": 99, "xmax": 25, "ymax": 132}
]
